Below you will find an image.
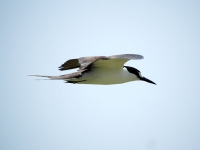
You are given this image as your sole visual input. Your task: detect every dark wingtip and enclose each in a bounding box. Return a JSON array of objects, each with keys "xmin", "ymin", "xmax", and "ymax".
[
  {"xmin": 58, "ymin": 66, "xmax": 79, "ymax": 71},
  {"xmin": 58, "ymin": 59, "xmax": 80, "ymax": 71},
  {"xmin": 58, "ymin": 64, "xmax": 65, "ymax": 71},
  {"xmin": 58, "ymin": 66, "xmax": 64, "ymax": 71}
]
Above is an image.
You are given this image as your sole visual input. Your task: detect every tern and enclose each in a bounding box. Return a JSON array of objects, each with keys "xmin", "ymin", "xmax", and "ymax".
[{"xmin": 29, "ymin": 54, "xmax": 156, "ymax": 85}]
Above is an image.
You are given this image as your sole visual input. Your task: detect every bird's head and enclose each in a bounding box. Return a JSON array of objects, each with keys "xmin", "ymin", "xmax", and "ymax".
[{"xmin": 124, "ymin": 66, "xmax": 156, "ymax": 85}]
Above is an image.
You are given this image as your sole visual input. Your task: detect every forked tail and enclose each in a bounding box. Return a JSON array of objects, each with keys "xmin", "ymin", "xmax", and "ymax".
[
  {"xmin": 28, "ymin": 75, "xmax": 62, "ymax": 80},
  {"xmin": 28, "ymin": 71, "xmax": 83, "ymax": 80}
]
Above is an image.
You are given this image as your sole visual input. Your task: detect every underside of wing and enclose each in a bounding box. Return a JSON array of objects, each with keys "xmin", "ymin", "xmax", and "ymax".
[
  {"xmin": 90, "ymin": 54, "xmax": 144, "ymax": 70},
  {"xmin": 78, "ymin": 56, "xmax": 108, "ymax": 70}
]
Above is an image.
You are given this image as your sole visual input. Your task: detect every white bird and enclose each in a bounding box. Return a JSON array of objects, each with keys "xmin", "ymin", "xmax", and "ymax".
[{"xmin": 29, "ymin": 54, "xmax": 156, "ymax": 85}]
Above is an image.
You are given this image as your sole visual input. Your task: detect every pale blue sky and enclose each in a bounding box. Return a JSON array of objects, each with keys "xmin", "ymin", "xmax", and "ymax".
[{"xmin": 1, "ymin": 0, "xmax": 200, "ymax": 150}]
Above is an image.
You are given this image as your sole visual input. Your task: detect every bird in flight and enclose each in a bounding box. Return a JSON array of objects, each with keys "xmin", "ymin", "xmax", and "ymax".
[{"xmin": 29, "ymin": 54, "xmax": 156, "ymax": 85}]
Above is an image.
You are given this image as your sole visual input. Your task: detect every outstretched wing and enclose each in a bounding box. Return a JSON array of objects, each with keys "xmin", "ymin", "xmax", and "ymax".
[
  {"xmin": 109, "ymin": 54, "xmax": 143, "ymax": 60},
  {"xmin": 58, "ymin": 54, "xmax": 143, "ymax": 71},
  {"xmin": 89, "ymin": 54, "xmax": 144, "ymax": 70},
  {"xmin": 59, "ymin": 59, "xmax": 80, "ymax": 71},
  {"xmin": 59, "ymin": 56, "xmax": 107, "ymax": 71}
]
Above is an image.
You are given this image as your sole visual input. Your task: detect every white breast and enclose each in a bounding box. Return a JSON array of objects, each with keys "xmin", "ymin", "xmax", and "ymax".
[{"xmin": 77, "ymin": 68, "xmax": 139, "ymax": 85}]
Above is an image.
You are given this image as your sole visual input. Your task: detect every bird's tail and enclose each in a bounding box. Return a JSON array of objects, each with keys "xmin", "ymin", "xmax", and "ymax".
[{"xmin": 28, "ymin": 75, "xmax": 62, "ymax": 80}]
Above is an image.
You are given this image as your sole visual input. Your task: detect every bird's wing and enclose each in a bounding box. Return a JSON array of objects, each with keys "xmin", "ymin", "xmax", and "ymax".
[
  {"xmin": 59, "ymin": 56, "xmax": 107, "ymax": 71},
  {"xmin": 59, "ymin": 54, "xmax": 143, "ymax": 71},
  {"xmin": 109, "ymin": 54, "xmax": 143, "ymax": 60},
  {"xmin": 78, "ymin": 56, "xmax": 108, "ymax": 70},
  {"xmin": 88, "ymin": 54, "xmax": 144, "ymax": 70},
  {"xmin": 59, "ymin": 59, "xmax": 80, "ymax": 71}
]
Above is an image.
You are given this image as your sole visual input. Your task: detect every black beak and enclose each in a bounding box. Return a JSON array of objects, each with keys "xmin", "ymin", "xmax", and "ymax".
[{"xmin": 141, "ymin": 77, "xmax": 156, "ymax": 85}]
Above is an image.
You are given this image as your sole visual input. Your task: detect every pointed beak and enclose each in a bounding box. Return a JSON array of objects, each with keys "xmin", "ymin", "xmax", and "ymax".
[{"xmin": 141, "ymin": 77, "xmax": 156, "ymax": 85}]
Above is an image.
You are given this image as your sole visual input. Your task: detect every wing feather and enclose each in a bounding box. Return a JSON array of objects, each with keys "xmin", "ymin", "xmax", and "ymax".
[
  {"xmin": 78, "ymin": 56, "xmax": 108, "ymax": 70},
  {"xmin": 109, "ymin": 54, "xmax": 144, "ymax": 60},
  {"xmin": 59, "ymin": 59, "xmax": 80, "ymax": 71},
  {"xmin": 58, "ymin": 54, "xmax": 143, "ymax": 71},
  {"xmin": 90, "ymin": 54, "xmax": 144, "ymax": 70}
]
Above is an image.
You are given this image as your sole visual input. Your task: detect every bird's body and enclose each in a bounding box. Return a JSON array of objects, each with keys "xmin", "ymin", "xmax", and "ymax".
[
  {"xmin": 30, "ymin": 54, "xmax": 156, "ymax": 85},
  {"xmin": 69, "ymin": 68, "xmax": 138, "ymax": 85}
]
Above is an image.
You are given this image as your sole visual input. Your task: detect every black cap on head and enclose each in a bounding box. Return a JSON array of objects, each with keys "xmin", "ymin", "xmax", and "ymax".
[{"xmin": 124, "ymin": 66, "xmax": 156, "ymax": 85}]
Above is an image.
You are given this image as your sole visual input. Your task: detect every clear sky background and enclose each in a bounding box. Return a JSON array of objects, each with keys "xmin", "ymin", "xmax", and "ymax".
[{"xmin": 1, "ymin": 0, "xmax": 200, "ymax": 150}]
